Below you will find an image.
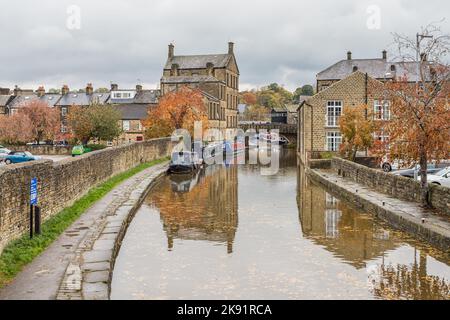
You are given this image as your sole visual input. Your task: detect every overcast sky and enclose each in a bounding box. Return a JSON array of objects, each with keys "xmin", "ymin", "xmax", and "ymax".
[{"xmin": 0, "ymin": 0, "xmax": 448, "ymax": 92}]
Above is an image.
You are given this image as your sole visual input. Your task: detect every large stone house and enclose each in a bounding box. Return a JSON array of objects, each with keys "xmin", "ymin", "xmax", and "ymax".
[
  {"xmin": 298, "ymin": 71, "xmax": 385, "ymax": 164},
  {"xmin": 161, "ymin": 42, "xmax": 239, "ymax": 130}
]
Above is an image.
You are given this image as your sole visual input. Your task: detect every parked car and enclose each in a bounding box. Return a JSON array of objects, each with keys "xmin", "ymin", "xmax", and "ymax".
[
  {"xmin": 393, "ymin": 162, "xmax": 450, "ymax": 178},
  {"xmin": 72, "ymin": 145, "xmax": 86, "ymax": 157},
  {"xmin": 0, "ymin": 147, "xmax": 11, "ymax": 161},
  {"xmin": 4, "ymin": 151, "xmax": 41, "ymax": 164},
  {"xmin": 416, "ymin": 167, "xmax": 450, "ymax": 188}
]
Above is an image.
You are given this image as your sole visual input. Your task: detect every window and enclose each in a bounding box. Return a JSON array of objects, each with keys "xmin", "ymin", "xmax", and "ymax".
[
  {"xmin": 123, "ymin": 120, "xmax": 130, "ymax": 131},
  {"xmin": 326, "ymin": 132, "xmax": 342, "ymax": 152},
  {"xmin": 326, "ymin": 101, "xmax": 342, "ymax": 127},
  {"xmin": 61, "ymin": 107, "xmax": 68, "ymax": 116},
  {"xmin": 374, "ymin": 100, "xmax": 390, "ymax": 120},
  {"xmin": 61, "ymin": 125, "xmax": 67, "ymax": 133}
]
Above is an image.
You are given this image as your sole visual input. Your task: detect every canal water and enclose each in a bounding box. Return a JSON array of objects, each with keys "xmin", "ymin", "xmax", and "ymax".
[{"xmin": 111, "ymin": 149, "xmax": 450, "ymax": 300}]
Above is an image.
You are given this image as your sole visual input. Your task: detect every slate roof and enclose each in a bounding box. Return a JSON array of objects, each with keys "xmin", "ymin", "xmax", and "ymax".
[
  {"xmin": 115, "ymin": 104, "xmax": 150, "ymax": 120},
  {"xmin": 0, "ymin": 95, "xmax": 12, "ymax": 107},
  {"xmin": 161, "ymin": 75, "xmax": 222, "ymax": 84},
  {"xmin": 164, "ymin": 54, "xmax": 232, "ymax": 70},
  {"xmin": 317, "ymin": 59, "xmax": 426, "ymax": 82},
  {"xmin": 7, "ymin": 93, "xmax": 40, "ymax": 109},
  {"xmin": 56, "ymin": 92, "xmax": 110, "ymax": 106},
  {"xmin": 40, "ymin": 94, "xmax": 62, "ymax": 107},
  {"xmin": 133, "ymin": 90, "xmax": 160, "ymax": 104}
]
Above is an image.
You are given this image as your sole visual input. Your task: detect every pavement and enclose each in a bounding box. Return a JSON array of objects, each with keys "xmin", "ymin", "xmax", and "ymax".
[
  {"xmin": 309, "ymin": 168, "xmax": 450, "ymax": 252},
  {"xmin": 0, "ymin": 162, "xmax": 168, "ymax": 300}
]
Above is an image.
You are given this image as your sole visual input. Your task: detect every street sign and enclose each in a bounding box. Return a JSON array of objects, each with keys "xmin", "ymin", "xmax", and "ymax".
[{"xmin": 30, "ymin": 178, "xmax": 38, "ymax": 205}]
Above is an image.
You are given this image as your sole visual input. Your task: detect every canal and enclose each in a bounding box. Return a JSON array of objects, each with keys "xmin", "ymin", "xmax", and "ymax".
[{"xmin": 111, "ymin": 149, "xmax": 450, "ymax": 300}]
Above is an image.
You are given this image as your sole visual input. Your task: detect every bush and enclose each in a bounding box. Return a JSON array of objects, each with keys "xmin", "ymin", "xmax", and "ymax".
[{"xmin": 85, "ymin": 144, "xmax": 107, "ymax": 151}]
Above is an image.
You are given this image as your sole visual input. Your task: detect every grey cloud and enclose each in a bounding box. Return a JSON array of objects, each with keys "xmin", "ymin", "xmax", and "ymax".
[{"xmin": 0, "ymin": 0, "xmax": 448, "ymax": 91}]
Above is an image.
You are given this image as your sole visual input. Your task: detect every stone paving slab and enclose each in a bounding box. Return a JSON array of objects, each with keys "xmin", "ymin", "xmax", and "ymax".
[
  {"xmin": 309, "ymin": 168, "xmax": 450, "ymax": 252},
  {"xmin": 0, "ymin": 162, "xmax": 168, "ymax": 300}
]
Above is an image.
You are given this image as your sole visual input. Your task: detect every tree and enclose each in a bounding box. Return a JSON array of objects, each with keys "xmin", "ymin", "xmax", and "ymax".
[
  {"xmin": 301, "ymin": 85, "xmax": 314, "ymax": 96},
  {"xmin": 339, "ymin": 104, "xmax": 377, "ymax": 161},
  {"xmin": 243, "ymin": 105, "xmax": 270, "ymax": 122},
  {"xmin": 143, "ymin": 86, "xmax": 209, "ymax": 139},
  {"xmin": 20, "ymin": 100, "xmax": 61, "ymax": 144},
  {"xmin": 382, "ymin": 23, "xmax": 450, "ymax": 205},
  {"xmin": 0, "ymin": 113, "xmax": 34, "ymax": 145},
  {"xmin": 67, "ymin": 103, "xmax": 122, "ymax": 144},
  {"xmin": 95, "ymin": 88, "xmax": 109, "ymax": 93},
  {"xmin": 241, "ymin": 92, "xmax": 257, "ymax": 105}
]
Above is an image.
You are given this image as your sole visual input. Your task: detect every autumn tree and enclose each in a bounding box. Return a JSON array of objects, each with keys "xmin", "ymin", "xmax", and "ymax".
[
  {"xmin": 0, "ymin": 113, "xmax": 34, "ymax": 145},
  {"xmin": 382, "ymin": 23, "xmax": 450, "ymax": 205},
  {"xmin": 339, "ymin": 104, "xmax": 377, "ymax": 161},
  {"xmin": 243, "ymin": 105, "xmax": 270, "ymax": 122},
  {"xmin": 20, "ymin": 100, "xmax": 61, "ymax": 144},
  {"xmin": 67, "ymin": 103, "xmax": 122, "ymax": 144},
  {"xmin": 143, "ymin": 86, "xmax": 209, "ymax": 139},
  {"xmin": 241, "ymin": 91, "xmax": 257, "ymax": 105}
]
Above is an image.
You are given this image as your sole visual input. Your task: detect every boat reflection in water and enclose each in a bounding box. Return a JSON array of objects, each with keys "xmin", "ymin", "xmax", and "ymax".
[
  {"xmin": 150, "ymin": 163, "xmax": 239, "ymax": 254},
  {"xmin": 297, "ymin": 165, "xmax": 450, "ymax": 300}
]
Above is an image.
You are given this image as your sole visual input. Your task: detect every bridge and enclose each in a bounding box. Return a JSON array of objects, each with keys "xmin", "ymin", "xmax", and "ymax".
[{"xmin": 238, "ymin": 123, "xmax": 298, "ymax": 144}]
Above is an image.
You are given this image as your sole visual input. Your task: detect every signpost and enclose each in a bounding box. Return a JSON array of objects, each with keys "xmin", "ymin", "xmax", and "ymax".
[{"xmin": 30, "ymin": 178, "xmax": 39, "ymax": 238}]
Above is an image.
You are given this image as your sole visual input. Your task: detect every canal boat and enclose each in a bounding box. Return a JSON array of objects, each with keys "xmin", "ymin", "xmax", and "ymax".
[{"xmin": 169, "ymin": 151, "xmax": 202, "ymax": 174}]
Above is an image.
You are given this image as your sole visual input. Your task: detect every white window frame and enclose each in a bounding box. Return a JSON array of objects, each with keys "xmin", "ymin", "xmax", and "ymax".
[
  {"xmin": 326, "ymin": 131, "xmax": 342, "ymax": 152},
  {"xmin": 61, "ymin": 107, "xmax": 68, "ymax": 116},
  {"xmin": 326, "ymin": 101, "xmax": 342, "ymax": 127},
  {"xmin": 122, "ymin": 120, "xmax": 130, "ymax": 131},
  {"xmin": 374, "ymin": 100, "xmax": 390, "ymax": 121}
]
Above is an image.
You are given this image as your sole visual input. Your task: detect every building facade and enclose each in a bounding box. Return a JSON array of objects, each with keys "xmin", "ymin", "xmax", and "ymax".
[
  {"xmin": 161, "ymin": 42, "xmax": 239, "ymax": 130},
  {"xmin": 298, "ymin": 71, "xmax": 384, "ymax": 164}
]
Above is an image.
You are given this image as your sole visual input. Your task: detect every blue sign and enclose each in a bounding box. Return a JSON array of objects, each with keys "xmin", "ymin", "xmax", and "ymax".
[{"xmin": 30, "ymin": 178, "xmax": 38, "ymax": 205}]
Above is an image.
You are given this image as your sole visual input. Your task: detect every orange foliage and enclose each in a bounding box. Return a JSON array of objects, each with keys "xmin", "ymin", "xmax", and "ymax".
[
  {"xmin": 241, "ymin": 91, "xmax": 257, "ymax": 105},
  {"xmin": 143, "ymin": 86, "xmax": 209, "ymax": 139}
]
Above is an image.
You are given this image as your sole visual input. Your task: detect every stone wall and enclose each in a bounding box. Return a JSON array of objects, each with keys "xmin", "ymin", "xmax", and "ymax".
[
  {"xmin": 331, "ymin": 157, "xmax": 450, "ymax": 216},
  {"xmin": 0, "ymin": 138, "xmax": 174, "ymax": 254},
  {"xmin": 7, "ymin": 145, "xmax": 72, "ymax": 155}
]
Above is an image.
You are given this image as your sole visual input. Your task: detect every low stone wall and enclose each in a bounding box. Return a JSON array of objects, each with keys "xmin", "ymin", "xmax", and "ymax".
[
  {"xmin": 331, "ymin": 157, "xmax": 450, "ymax": 216},
  {"xmin": 0, "ymin": 138, "xmax": 174, "ymax": 254},
  {"xmin": 308, "ymin": 159, "xmax": 331, "ymax": 169},
  {"xmin": 6, "ymin": 145, "xmax": 72, "ymax": 155}
]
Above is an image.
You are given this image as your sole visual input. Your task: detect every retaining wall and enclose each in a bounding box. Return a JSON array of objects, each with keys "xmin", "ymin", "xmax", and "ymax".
[
  {"xmin": 331, "ymin": 157, "xmax": 450, "ymax": 216},
  {"xmin": 0, "ymin": 138, "xmax": 174, "ymax": 254}
]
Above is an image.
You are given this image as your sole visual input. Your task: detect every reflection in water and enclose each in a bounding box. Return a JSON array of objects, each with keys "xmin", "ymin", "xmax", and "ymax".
[
  {"xmin": 297, "ymin": 165, "xmax": 450, "ymax": 300},
  {"xmin": 111, "ymin": 150, "xmax": 450, "ymax": 300},
  {"xmin": 151, "ymin": 165, "xmax": 238, "ymax": 253}
]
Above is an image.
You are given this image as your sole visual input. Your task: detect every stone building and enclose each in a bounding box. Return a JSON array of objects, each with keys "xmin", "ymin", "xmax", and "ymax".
[
  {"xmin": 316, "ymin": 50, "xmax": 422, "ymax": 92},
  {"xmin": 298, "ymin": 71, "xmax": 385, "ymax": 164},
  {"xmin": 161, "ymin": 42, "xmax": 240, "ymax": 130}
]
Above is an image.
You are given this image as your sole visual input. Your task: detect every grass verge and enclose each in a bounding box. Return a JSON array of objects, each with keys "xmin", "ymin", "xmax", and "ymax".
[{"xmin": 0, "ymin": 157, "xmax": 168, "ymax": 288}]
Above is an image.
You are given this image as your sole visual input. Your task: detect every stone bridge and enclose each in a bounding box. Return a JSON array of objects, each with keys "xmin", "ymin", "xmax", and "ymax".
[{"xmin": 238, "ymin": 123, "xmax": 298, "ymax": 144}]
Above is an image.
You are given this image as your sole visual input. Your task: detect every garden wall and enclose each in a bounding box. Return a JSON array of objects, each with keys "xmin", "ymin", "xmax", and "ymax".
[{"xmin": 0, "ymin": 138, "xmax": 174, "ymax": 254}]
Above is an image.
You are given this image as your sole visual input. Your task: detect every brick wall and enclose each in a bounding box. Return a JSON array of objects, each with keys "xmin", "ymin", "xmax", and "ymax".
[
  {"xmin": 331, "ymin": 157, "xmax": 450, "ymax": 216},
  {"xmin": 0, "ymin": 138, "xmax": 174, "ymax": 254}
]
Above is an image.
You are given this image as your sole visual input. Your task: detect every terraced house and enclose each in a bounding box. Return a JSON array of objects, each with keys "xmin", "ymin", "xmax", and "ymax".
[{"xmin": 161, "ymin": 42, "xmax": 240, "ymax": 130}]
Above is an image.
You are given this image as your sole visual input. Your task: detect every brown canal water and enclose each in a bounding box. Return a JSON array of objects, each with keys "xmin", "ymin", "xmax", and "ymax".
[{"xmin": 111, "ymin": 149, "xmax": 450, "ymax": 300}]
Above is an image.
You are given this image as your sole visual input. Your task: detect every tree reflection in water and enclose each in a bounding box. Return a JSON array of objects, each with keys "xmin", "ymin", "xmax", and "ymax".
[{"xmin": 146, "ymin": 164, "xmax": 239, "ymax": 254}]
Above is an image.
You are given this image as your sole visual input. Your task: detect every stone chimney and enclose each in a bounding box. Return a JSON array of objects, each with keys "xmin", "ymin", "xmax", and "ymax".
[
  {"xmin": 168, "ymin": 43, "xmax": 174, "ymax": 59},
  {"xmin": 347, "ymin": 51, "xmax": 352, "ymax": 60},
  {"xmin": 13, "ymin": 85, "xmax": 22, "ymax": 96},
  {"xmin": 86, "ymin": 83, "xmax": 94, "ymax": 95},
  {"xmin": 206, "ymin": 62, "xmax": 215, "ymax": 76},
  {"xmin": 62, "ymin": 85, "xmax": 69, "ymax": 95},
  {"xmin": 228, "ymin": 42, "xmax": 234, "ymax": 55},
  {"xmin": 382, "ymin": 50, "xmax": 387, "ymax": 60},
  {"xmin": 111, "ymin": 83, "xmax": 118, "ymax": 91},
  {"xmin": 136, "ymin": 84, "xmax": 143, "ymax": 93},
  {"xmin": 37, "ymin": 86, "xmax": 45, "ymax": 97}
]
